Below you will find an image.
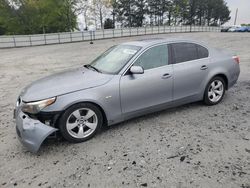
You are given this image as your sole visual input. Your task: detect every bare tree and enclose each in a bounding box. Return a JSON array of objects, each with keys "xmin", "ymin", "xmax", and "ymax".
[
  {"xmin": 77, "ymin": 0, "xmax": 90, "ymax": 30},
  {"xmin": 90, "ymin": 0, "xmax": 111, "ymax": 29}
]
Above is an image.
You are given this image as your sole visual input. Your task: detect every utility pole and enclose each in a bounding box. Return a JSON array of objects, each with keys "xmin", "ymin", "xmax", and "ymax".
[{"xmin": 234, "ymin": 8, "xmax": 238, "ymax": 25}]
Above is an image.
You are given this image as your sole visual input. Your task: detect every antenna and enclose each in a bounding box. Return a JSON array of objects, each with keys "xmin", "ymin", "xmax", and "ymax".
[{"xmin": 234, "ymin": 8, "xmax": 238, "ymax": 25}]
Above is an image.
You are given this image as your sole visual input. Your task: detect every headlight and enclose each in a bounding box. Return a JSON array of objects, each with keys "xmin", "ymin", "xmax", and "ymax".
[{"xmin": 21, "ymin": 97, "xmax": 56, "ymax": 114}]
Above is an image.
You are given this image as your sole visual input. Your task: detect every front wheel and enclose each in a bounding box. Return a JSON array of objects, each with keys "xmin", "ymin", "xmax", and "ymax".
[
  {"xmin": 204, "ymin": 77, "xmax": 226, "ymax": 106},
  {"xmin": 59, "ymin": 103, "xmax": 103, "ymax": 143}
]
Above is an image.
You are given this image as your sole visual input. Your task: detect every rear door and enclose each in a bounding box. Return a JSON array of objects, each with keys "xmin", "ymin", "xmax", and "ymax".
[{"xmin": 170, "ymin": 42, "xmax": 210, "ymax": 101}]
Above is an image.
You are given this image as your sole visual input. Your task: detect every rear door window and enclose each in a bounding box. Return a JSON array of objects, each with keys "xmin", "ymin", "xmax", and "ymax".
[
  {"xmin": 197, "ymin": 44, "xmax": 209, "ymax": 59},
  {"xmin": 171, "ymin": 42, "xmax": 209, "ymax": 64},
  {"xmin": 171, "ymin": 43, "xmax": 198, "ymax": 64}
]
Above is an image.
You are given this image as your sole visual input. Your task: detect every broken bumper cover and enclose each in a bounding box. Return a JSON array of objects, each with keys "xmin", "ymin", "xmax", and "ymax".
[{"xmin": 15, "ymin": 110, "xmax": 58, "ymax": 153}]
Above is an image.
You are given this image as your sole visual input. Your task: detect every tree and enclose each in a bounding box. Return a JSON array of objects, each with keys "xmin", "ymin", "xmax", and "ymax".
[
  {"xmin": 78, "ymin": 0, "xmax": 89, "ymax": 30},
  {"xmin": 132, "ymin": 0, "xmax": 147, "ymax": 27},
  {"xmin": 0, "ymin": 0, "xmax": 231, "ymax": 35},
  {"xmin": 0, "ymin": 0, "xmax": 78, "ymax": 35},
  {"xmin": 0, "ymin": 0, "xmax": 21, "ymax": 34},
  {"xmin": 110, "ymin": 0, "xmax": 118, "ymax": 27},
  {"xmin": 104, "ymin": 18, "xmax": 114, "ymax": 29},
  {"xmin": 89, "ymin": 0, "xmax": 111, "ymax": 29}
]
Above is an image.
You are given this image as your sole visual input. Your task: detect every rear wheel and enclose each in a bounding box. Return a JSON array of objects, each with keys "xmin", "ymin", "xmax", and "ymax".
[
  {"xmin": 59, "ymin": 103, "xmax": 103, "ymax": 143},
  {"xmin": 204, "ymin": 77, "xmax": 226, "ymax": 105}
]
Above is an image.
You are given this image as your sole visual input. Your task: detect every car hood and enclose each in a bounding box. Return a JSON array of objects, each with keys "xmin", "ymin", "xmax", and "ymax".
[{"xmin": 21, "ymin": 67, "xmax": 114, "ymax": 102}]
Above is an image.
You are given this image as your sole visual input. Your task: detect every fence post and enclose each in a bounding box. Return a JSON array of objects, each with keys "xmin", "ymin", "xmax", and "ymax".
[
  {"xmin": 29, "ymin": 35, "xmax": 32, "ymax": 46},
  {"xmin": 102, "ymin": 29, "xmax": 105, "ymax": 38},
  {"xmin": 170, "ymin": 25, "xmax": 171, "ymax": 33},
  {"xmin": 82, "ymin": 31, "xmax": 84, "ymax": 41},
  {"xmin": 58, "ymin": 33, "xmax": 61, "ymax": 43},
  {"xmin": 130, "ymin": 27, "xmax": 131, "ymax": 36},
  {"xmin": 145, "ymin": 26, "xmax": 146, "ymax": 35},
  {"xmin": 151, "ymin": 26, "xmax": 153, "ymax": 34},
  {"xmin": 70, "ymin": 32, "xmax": 72, "ymax": 42},
  {"xmin": 13, "ymin": 35, "xmax": 16, "ymax": 47},
  {"xmin": 137, "ymin": 27, "xmax": 139, "ymax": 36},
  {"xmin": 121, "ymin": 28, "xmax": 123, "ymax": 37},
  {"xmin": 113, "ymin": 29, "xmax": 115, "ymax": 38},
  {"xmin": 90, "ymin": 31, "xmax": 93, "ymax": 44},
  {"xmin": 158, "ymin": 25, "xmax": 160, "ymax": 34},
  {"xmin": 44, "ymin": 34, "xmax": 47, "ymax": 45}
]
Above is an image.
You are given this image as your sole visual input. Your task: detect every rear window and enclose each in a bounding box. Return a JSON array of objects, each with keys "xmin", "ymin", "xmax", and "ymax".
[{"xmin": 171, "ymin": 43, "xmax": 209, "ymax": 64}]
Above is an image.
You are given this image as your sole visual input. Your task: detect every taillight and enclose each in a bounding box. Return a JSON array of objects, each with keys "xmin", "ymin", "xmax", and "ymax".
[{"xmin": 233, "ymin": 56, "xmax": 240, "ymax": 64}]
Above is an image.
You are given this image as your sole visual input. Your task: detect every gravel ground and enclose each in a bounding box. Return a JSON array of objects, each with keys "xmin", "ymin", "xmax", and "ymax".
[{"xmin": 0, "ymin": 32, "xmax": 250, "ymax": 188}]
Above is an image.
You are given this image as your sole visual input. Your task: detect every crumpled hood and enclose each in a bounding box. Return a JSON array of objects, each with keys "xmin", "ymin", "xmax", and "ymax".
[{"xmin": 21, "ymin": 67, "xmax": 114, "ymax": 102}]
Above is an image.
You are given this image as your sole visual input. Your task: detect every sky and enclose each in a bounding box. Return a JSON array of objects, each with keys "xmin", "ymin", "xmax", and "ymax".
[{"xmin": 225, "ymin": 0, "xmax": 250, "ymax": 25}]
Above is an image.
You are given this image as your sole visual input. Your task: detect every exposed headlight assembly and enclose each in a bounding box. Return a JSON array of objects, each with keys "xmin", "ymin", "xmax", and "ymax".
[{"xmin": 21, "ymin": 97, "xmax": 56, "ymax": 114}]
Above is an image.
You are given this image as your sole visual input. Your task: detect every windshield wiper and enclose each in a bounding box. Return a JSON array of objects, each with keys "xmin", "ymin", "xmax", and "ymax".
[{"xmin": 84, "ymin": 64, "xmax": 102, "ymax": 73}]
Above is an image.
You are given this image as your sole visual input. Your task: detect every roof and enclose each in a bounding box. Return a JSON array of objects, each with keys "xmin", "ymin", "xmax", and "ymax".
[{"xmin": 122, "ymin": 38, "xmax": 209, "ymax": 49}]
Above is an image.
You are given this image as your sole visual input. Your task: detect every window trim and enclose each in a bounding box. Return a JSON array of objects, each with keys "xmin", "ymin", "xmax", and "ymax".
[
  {"xmin": 122, "ymin": 43, "xmax": 172, "ymax": 76},
  {"xmin": 170, "ymin": 42, "xmax": 209, "ymax": 65}
]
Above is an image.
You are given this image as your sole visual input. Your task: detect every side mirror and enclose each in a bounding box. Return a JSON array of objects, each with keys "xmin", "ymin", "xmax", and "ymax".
[{"xmin": 130, "ymin": 66, "xmax": 144, "ymax": 74}]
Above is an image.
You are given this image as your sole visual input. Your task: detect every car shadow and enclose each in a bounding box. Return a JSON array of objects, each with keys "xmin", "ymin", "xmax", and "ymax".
[
  {"xmin": 102, "ymin": 101, "xmax": 206, "ymax": 132},
  {"xmin": 37, "ymin": 100, "xmax": 211, "ymax": 155}
]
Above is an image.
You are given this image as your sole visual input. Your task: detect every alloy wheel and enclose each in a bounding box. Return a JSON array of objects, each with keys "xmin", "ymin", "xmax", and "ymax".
[
  {"xmin": 208, "ymin": 80, "xmax": 224, "ymax": 103},
  {"xmin": 66, "ymin": 108, "xmax": 98, "ymax": 139}
]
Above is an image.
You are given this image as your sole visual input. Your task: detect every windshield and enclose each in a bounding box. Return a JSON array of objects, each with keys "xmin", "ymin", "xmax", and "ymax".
[{"xmin": 90, "ymin": 45, "xmax": 141, "ymax": 74}]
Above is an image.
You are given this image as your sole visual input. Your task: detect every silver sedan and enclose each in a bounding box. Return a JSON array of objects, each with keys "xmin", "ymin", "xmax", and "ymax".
[{"xmin": 14, "ymin": 38, "xmax": 240, "ymax": 152}]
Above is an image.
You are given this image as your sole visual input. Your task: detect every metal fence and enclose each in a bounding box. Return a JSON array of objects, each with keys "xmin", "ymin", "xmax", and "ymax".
[{"xmin": 0, "ymin": 25, "xmax": 220, "ymax": 48}]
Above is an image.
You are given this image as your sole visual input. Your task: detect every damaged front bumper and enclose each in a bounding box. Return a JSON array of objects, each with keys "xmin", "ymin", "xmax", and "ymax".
[{"xmin": 15, "ymin": 109, "xmax": 58, "ymax": 153}]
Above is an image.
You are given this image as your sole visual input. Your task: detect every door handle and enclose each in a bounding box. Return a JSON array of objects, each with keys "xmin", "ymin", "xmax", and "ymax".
[
  {"xmin": 200, "ymin": 65, "xmax": 208, "ymax": 70},
  {"xmin": 162, "ymin": 73, "xmax": 172, "ymax": 79}
]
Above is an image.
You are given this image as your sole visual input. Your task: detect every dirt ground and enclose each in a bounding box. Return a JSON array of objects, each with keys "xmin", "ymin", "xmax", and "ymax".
[{"xmin": 0, "ymin": 32, "xmax": 250, "ymax": 188}]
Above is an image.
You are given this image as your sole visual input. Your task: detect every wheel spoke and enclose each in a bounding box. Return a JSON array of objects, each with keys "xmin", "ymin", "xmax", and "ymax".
[
  {"xmin": 77, "ymin": 126, "xmax": 84, "ymax": 137},
  {"xmin": 211, "ymin": 82, "xmax": 216, "ymax": 89},
  {"xmin": 85, "ymin": 122, "xmax": 97, "ymax": 130},
  {"xmin": 215, "ymin": 82, "xmax": 222, "ymax": 89},
  {"xmin": 67, "ymin": 122, "xmax": 78, "ymax": 130},
  {"xmin": 72, "ymin": 110, "xmax": 81, "ymax": 119},
  {"xmin": 212, "ymin": 92, "xmax": 217, "ymax": 100},
  {"xmin": 214, "ymin": 90, "xmax": 223, "ymax": 96},
  {"xmin": 208, "ymin": 91, "xmax": 213, "ymax": 97},
  {"xmin": 84, "ymin": 110, "xmax": 95, "ymax": 120}
]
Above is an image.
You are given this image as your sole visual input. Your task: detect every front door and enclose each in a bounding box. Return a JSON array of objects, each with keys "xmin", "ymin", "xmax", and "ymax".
[{"xmin": 120, "ymin": 44, "xmax": 173, "ymax": 117}]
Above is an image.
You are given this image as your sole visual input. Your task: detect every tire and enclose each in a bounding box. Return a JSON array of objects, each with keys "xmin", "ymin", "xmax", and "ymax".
[
  {"xmin": 204, "ymin": 76, "xmax": 226, "ymax": 106},
  {"xmin": 59, "ymin": 103, "xmax": 103, "ymax": 143}
]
